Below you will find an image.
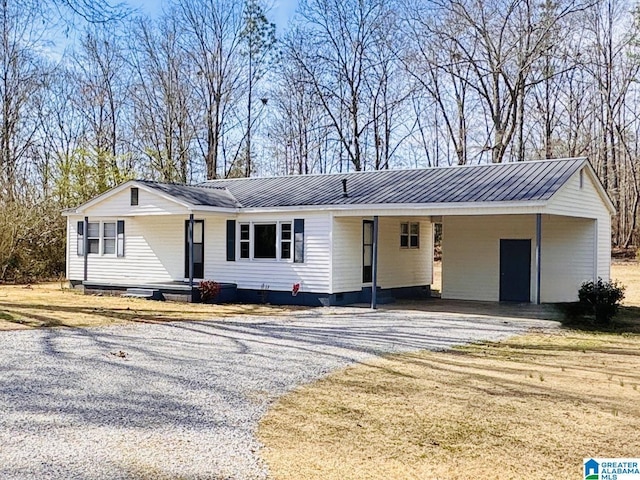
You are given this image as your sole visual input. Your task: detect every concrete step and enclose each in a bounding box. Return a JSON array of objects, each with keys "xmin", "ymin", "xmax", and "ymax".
[{"xmin": 122, "ymin": 288, "xmax": 162, "ymax": 300}]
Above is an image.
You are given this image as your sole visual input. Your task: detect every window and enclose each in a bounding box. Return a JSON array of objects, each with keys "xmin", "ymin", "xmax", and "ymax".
[
  {"xmin": 281, "ymin": 223, "xmax": 292, "ymax": 259},
  {"xmin": 238, "ymin": 221, "xmax": 296, "ymax": 261},
  {"xmin": 400, "ymin": 222, "xmax": 420, "ymax": 249},
  {"xmin": 254, "ymin": 224, "xmax": 277, "ymax": 258},
  {"xmin": 103, "ymin": 222, "xmax": 116, "ymax": 254},
  {"xmin": 117, "ymin": 220, "xmax": 125, "ymax": 257},
  {"xmin": 77, "ymin": 221, "xmax": 84, "ymax": 256},
  {"xmin": 87, "ymin": 222, "xmax": 100, "ymax": 254},
  {"xmin": 77, "ymin": 220, "xmax": 125, "ymax": 256},
  {"xmin": 131, "ymin": 187, "xmax": 139, "ymax": 206},
  {"xmin": 240, "ymin": 223, "xmax": 250, "ymax": 259}
]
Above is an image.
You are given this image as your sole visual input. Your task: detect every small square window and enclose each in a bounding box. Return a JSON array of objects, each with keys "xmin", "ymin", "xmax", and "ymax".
[{"xmin": 400, "ymin": 222, "xmax": 420, "ymax": 249}]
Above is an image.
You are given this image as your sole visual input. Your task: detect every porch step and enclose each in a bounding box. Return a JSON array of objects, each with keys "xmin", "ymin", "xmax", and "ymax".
[{"xmin": 122, "ymin": 288, "xmax": 163, "ymax": 300}]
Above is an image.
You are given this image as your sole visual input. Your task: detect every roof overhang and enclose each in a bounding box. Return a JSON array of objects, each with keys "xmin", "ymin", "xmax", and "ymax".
[
  {"xmin": 62, "ymin": 180, "xmax": 239, "ymax": 216},
  {"xmin": 63, "ymin": 180, "xmax": 187, "ymax": 216},
  {"xmin": 232, "ymin": 200, "xmax": 548, "ymax": 216}
]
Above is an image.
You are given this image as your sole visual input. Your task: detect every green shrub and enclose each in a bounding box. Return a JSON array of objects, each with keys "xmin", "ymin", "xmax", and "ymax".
[
  {"xmin": 578, "ymin": 278, "xmax": 625, "ymax": 325},
  {"xmin": 199, "ymin": 280, "xmax": 221, "ymax": 302}
]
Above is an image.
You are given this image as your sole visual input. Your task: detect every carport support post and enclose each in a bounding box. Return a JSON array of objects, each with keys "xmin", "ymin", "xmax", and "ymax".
[
  {"xmin": 83, "ymin": 216, "xmax": 88, "ymax": 282},
  {"xmin": 371, "ymin": 215, "xmax": 379, "ymax": 310},
  {"xmin": 188, "ymin": 213, "xmax": 194, "ymax": 301},
  {"xmin": 535, "ymin": 213, "xmax": 542, "ymax": 305}
]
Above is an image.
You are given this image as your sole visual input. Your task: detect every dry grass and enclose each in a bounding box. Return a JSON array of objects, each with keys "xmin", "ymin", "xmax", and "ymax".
[
  {"xmin": 259, "ymin": 330, "xmax": 640, "ymax": 479},
  {"xmin": 0, "ymin": 283, "xmax": 294, "ymax": 330},
  {"xmin": 612, "ymin": 261, "xmax": 640, "ymax": 306},
  {"xmin": 260, "ymin": 261, "xmax": 640, "ymax": 479}
]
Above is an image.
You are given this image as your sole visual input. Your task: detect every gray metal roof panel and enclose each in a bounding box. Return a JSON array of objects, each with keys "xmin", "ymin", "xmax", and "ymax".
[
  {"xmin": 120, "ymin": 159, "xmax": 587, "ymax": 209},
  {"xmin": 137, "ymin": 180, "xmax": 241, "ymax": 208},
  {"xmin": 194, "ymin": 158, "xmax": 586, "ymax": 208}
]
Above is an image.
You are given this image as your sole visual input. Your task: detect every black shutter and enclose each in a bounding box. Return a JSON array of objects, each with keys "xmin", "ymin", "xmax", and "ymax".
[
  {"xmin": 226, "ymin": 220, "xmax": 236, "ymax": 261},
  {"xmin": 294, "ymin": 219, "xmax": 304, "ymax": 263},
  {"xmin": 77, "ymin": 221, "xmax": 84, "ymax": 256},
  {"xmin": 117, "ymin": 220, "xmax": 125, "ymax": 257}
]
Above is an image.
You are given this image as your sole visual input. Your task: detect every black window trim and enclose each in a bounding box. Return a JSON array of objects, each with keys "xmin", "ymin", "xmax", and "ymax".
[{"xmin": 79, "ymin": 219, "xmax": 126, "ymax": 257}]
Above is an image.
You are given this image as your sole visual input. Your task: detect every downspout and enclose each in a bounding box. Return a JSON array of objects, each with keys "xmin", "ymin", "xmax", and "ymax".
[
  {"xmin": 371, "ymin": 215, "xmax": 379, "ymax": 310},
  {"xmin": 535, "ymin": 213, "xmax": 542, "ymax": 305},
  {"xmin": 83, "ymin": 216, "xmax": 89, "ymax": 283},
  {"xmin": 189, "ymin": 213, "xmax": 194, "ymax": 302}
]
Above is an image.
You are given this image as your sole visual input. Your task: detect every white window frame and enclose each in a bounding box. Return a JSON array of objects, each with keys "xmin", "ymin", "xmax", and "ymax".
[
  {"xmin": 87, "ymin": 222, "xmax": 100, "ymax": 255},
  {"xmin": 82, "ymin": 220, "xmax": 124, "ymax": 257},
  {"xmin": 400, "ymin": 222, "xmax": 420, "ymax": 249},
  {"xmin": 280, "ymin": 222, "xmax": 292, "ymax": 260},
  {"xmin": 103, "ymin": 222, "xmax": 117, "ymax": 255},
  {"xmin": 237, "ymin": 221, "xmax": 293, "ymax": 262}
]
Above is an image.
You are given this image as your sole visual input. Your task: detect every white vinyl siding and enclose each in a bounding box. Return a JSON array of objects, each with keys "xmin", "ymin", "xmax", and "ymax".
[
  {"xmin": 331, "ymin": 217, "xmax": 362, "ymax": 292},
  {"xmin": 206, "ymin": 213, "xmax": 332, "ymax": 293},
  {"xmin": 68, "ymin": 215, "xmax": 185, "ymax": 282},
  {"xmin": 442, "ymin": 214, "xmax": 598, "ymax": 303},
  {"xmin": 545, "ymin": 168, "xmax": 611, "ymax": 280},
  {"xmin": 441, "ymin": 215, "xmax": 534, "ymax": 302},
  {"xmin": 83, "ymin": 186, "xmax": 189, "ymax": 216},
  {"xmin": 539, "ymin": 216, "xmax": 596, "ymax": 302},
  {"xmin": 331, "ymin": 217, "xmax": 433, "ymax": 293}
]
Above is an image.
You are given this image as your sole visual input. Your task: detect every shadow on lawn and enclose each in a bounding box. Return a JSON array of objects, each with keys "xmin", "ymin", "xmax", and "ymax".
[
  {"xmin": 0, "ymin": 298, "xmax": 636, "ymax": 437},
  {"xmin": 0, "ymin": 299, "xmax": 281, "ymax": 328}
]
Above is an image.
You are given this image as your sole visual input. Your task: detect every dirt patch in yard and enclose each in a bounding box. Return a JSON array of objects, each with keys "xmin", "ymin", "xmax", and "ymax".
[
  {"xmin": 0, "ymin": 283, "xmax": 296, "ymax": 330},
  {"xmin": 259, "ymin": 330, "xmax": 640, "ymax": 479}
]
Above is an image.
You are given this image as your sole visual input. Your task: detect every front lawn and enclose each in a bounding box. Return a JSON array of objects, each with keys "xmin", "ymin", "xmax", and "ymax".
[
  {"xmin": 258, "ymin": 261, "xmax": 640, "ymax": 479},
  {"xmin": 259, "ymin": 330, "xmax": 640, "ymax": 479},
  {"xmin": 0, "ymin": 283, "xmax": 293, "ymax": 330}
]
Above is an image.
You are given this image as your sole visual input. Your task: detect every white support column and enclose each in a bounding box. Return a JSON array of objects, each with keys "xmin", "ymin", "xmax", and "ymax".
[
  {"xmin": 535, "ymin": 213, "xmax": 542, "ymax": 305},
  {"xmin": 371, "ymin": 215, "xmax": 379, "ymax": 310},
  {"xmin": 188, "ymin": 213, "xmax": 194, "ymax": 299}
]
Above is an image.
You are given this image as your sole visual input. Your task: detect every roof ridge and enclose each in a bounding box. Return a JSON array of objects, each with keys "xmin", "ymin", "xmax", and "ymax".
[{"xmin": 198, "ymin": 157, "xmax": 586, "ymax": 184}]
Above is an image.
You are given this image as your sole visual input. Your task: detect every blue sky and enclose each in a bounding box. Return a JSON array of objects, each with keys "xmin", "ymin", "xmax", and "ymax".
[{"xmin": 124, "ymin": 0, "xmax": 299, "ymax": 34}]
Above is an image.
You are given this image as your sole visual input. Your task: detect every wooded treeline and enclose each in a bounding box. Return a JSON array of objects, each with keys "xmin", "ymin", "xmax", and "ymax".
[{"xmin": 0, "ymin": 0, "xmax": 639, "ymax": 280}]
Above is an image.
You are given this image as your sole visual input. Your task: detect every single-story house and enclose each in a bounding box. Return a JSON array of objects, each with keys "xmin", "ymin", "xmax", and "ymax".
[{"xmin": 63, "ymin": 157, "xmax": 613, "ymax": 306}]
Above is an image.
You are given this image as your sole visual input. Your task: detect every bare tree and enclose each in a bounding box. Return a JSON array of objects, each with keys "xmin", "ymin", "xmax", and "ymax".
[
  {"xmin": 0, "ymin": 0, "xmax": 50, "ymax": 201},
  {"xmin": 129, "ymin": 14, "xmax": 198, "ymax": 183},
  {"xmin": 289, "ymin": 0, "xmax": 396, "ymax": 171},
  {"xmin": 176, "ymin": 0, "xmax": 245, "ymax": 179},
  {"xmin": 72, "ymin": 24, "xmax": 132, "ymax": 192}
]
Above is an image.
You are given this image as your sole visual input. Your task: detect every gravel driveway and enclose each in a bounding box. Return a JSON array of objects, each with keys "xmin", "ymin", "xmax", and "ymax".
[{"xmin": 0, "ymin": 306, "xmax": 557, "ymax": 479}]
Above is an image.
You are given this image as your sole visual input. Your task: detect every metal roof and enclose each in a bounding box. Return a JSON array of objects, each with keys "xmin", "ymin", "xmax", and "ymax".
[
  {"xmin": 137, "ymin": 180, "xmax": 241, "ymax": 208},
  {"xmin": 189, "ymin": 158, "xmax": 587, "ymax": 208}
]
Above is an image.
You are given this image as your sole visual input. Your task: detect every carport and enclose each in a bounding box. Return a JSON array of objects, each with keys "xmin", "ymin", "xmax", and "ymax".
[{"xmin": 346, "ymin": 159, "xmax": 613, "ymax": 308}]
